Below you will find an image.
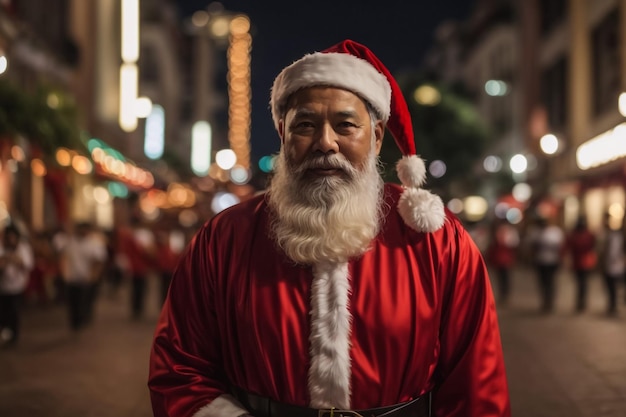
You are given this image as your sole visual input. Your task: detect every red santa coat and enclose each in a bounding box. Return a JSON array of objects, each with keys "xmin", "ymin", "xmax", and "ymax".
[{"xmin": 149, "ymin": 184, "xmax": 510, "ymax": 417}]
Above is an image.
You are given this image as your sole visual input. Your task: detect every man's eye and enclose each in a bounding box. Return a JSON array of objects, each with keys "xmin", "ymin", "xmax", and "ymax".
[
  {"xmin": 337, "ymin": 121, "xmax": 357, "ymax": 129},
  {"xmin": 293, "ymin": 121, "xmax": 315, "ymax": 129}
]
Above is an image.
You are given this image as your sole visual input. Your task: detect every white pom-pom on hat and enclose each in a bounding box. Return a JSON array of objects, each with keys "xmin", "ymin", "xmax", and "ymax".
[{"xmin": 270, "ymin": 40, "xmax": 446, "ymax": 233}]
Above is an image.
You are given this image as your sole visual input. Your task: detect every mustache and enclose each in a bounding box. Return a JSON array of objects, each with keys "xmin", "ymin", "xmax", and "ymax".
[{"xmin": 296, "ymin": 154, "xmax": 353, "ymax": 172}]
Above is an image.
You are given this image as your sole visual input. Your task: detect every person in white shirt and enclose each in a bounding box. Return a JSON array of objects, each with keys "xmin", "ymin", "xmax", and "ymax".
[
  {"xmin": 528, "ymin": 216, "xmax": 565, "ymax": 313},
  {"xmin": 0, "ymin": 224, "xmax": 34, "ymax": 347},
  {"xmin": 59, "ymin": 222, "xmax": 107, "ymax": 330}
]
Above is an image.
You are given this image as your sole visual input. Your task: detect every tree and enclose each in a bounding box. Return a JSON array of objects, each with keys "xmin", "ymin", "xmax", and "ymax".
[
  {"xmin": 379, "ymin": 72, "xmax": 491, "ymax": 200},
  {"xmin": 0, "ymin": 79, "xmax": 85, "ymax": 157}
]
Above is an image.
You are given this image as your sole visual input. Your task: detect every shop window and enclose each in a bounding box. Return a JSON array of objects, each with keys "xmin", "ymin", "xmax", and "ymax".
[
  {"xmin": 591, "ymin": 9, "xmax": 620, "ymax": 116},
  {"xmin": 539, "ymin": 0, "xmax": 567, "ymax": 35},
  {"xmin": 541, "ymin": 56, "xmax": 568, "ymax": 131}
]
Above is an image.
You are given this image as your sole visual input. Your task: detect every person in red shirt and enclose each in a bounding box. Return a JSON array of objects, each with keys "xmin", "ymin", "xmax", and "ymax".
[
  {"xmin": 487, "ymin": 219, "xmax": 520, "ymax": 305},
  {"xmin": 115, "ymin": 212, "xmax": 155, "ymax": 320},
  {"xmin": 154, "ymin": 228, "xmax": 181, "ymax": 305}
]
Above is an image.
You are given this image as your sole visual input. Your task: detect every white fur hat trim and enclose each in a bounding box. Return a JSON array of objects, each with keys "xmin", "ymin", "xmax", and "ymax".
[{"xmin": 270, "ymin": 52, "xmax": 392, "ymax": 128}]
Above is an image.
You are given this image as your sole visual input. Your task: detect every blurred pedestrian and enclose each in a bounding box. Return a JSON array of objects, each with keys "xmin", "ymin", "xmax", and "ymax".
[
  {"xmin": 599, "ymin": 213, "xmax": 625, "ymax": 316},
  {"xmin": 486, "ymin": 219, "xmax": 520, "ymax": 305},
  {"xmin": 528, "ymin": 216, "xmax": 565, "ymax": 313},
  {"xmin": 115, "ymin": 213, "xmax": 155, "ymax": 320},
  {"xmin": 25, "ymin": 231, "xmax": 56, "ymax": 305},
  {"xmin": 565, "ymin": 216, "xmax": 597, "ymax": 312},
  {"xmin": 0, "ymin": 224, "xmax": 34, "ymax": 347},
  {"xmin": 59, "ymin": 222, "xmax": 107, "ymax": 330}
]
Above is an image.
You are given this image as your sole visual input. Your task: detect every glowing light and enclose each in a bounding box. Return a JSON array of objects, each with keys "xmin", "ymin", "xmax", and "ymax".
[
  {"xmin": 47, "ymin": 93, "xmax": 60, "ymax": 109},
  {"xmin": 119, "ymin": 63, "xmax": 138, "ymax": 132},
  {"xmin": 191, "ymin": 121, "xmax": 212, "ymax": 176},
  {"xmin": 484, "ymin": 155, "xmax": 502, "ymax": 173},
  {"xmin": 93, "ymin": 186, "xmax": 111, "ymax": 204},
  {"xmin": 11, "ymin": 146, "xmax": 25, "ymax": 162},
  {"xmin": 577, "ymin": 122, "xmax": 626, "ymax": 170},
  {"xmin": 192, "ymin": 10, "xmax": 209, "ymax": 27},
  {"xmin": 230, "ymin": 165, "xmax": 251, "ymax": 184},
  {"xmin": 258, "ymin": 155, "xmax": 276, "ymax": 173},
  {"xmin": 211, "ymin": 16, "xmax": 230, "ymax": 38},
  {"xmin": 509, "ymin": 154, "xmax": 528, "ymax": 174},
  {"xmin": 447, "ymin": 198, "xmax": 464, "ymax": 214},
  {"xmin": 540, "ymin": 134, "xmax": 559, "ymax": 155},
  {"xmin": 512, "ymin": 183, "xmax": 532, "ymax": 202},
  {"xmin": 428, "ymin": 160, "xmax": 446, "ymax": 178},
  {"xmin": 135, "ymin": 96, "xmax": 153, "ymax": 118},
  {"xmin": 72, "ymin": 155, "xmax": 93, "ymax": 175},
  {"xmin": 121, "ymin": 0, "xmax": 139, "ymax": 62},
  {"xmin": 144, "ymin": 104, "xmax": 164, "ymax": 160},
  {"xmin": 211, "ymin": 191, "xmax": 240, "ymax": 214},
  {"xmin": 413, "ymin": 85, "xmax": 441, "ymax": 106},
  {"xmin": 31, "ymin": 159, "xmax": 47, "ymax": 177},
  {"xmin": 464, "ymin": 196, "xmax": 488, "ymax": 222},
  {"xmin": 485, "ymin": 80, "xmax": 508, "ymax": 96},
  {"xmin": 506, "ymin": 208, "xmax": 523, "ymax": 224},
  {"xmin": 179, "ymin": 209, "xmax": 198, "ymax": 228},
  {"xmin": 619, "ymin": 92, "xmax": 626, "ymax": 117},
  {"xmin": 108, "ymin": 182, "xmax": 129, "ymax": 198},
  {"xmin": 216, "ymin": 149, "xmax": 237, "ymax": 170},
  {"xmin": 0, "ymin": 55, "xmax": 7, "ymax": 74},
  {"xmin": 56, "ymin": 148, "xmax": 72, "ymax": 167}
]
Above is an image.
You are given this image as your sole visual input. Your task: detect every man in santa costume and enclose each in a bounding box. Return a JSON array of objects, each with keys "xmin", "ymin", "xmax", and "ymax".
[{"xmin": 149, "ymin": 40, "xmax": 510, "ymax": 417}]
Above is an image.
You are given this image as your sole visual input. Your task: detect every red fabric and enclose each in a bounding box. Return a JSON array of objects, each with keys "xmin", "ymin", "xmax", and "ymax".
[
  {"xmin": 155, "ymin": 244, "xmax": 181, "ymax": 274},
  {"xmin": 324, "ymin": 40, "xmax": 415, "ymax": 156},
  {"xmin": 487, "ymin": 225, "xmax": 518, "ymax": 268},
  {"xmin": 566, "ymin": 229, "xmax": 597, "ymax": 271},
  {"xmin": 148, "ymin": 184, "xmax": 510, "ymax": 417}
]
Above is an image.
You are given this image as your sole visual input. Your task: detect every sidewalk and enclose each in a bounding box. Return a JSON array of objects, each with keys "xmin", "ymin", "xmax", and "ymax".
[
  {"xmin": 500, "ymin": 266, "xmax": 626, "ymax": 417},
  {"xmin": 0, "ymin": 281, "xmax": 160, "ymax": 417},
  {"xmin": 0, "ymin": 267, "xmax": 625, "ymax": 417}
]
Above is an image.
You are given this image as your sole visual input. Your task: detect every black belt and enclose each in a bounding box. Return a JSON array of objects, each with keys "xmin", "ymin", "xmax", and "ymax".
[{"xmin": 231, "ymin": 386, "xmax": 431, "ymax": 417}]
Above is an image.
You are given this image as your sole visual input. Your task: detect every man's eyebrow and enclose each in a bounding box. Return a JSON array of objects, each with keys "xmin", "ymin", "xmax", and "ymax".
[
  {"xmin": 335, "ymin": 110, "xmax": 359, "ymax": 118},
  {"xmin": 292, "ymin": 108, "xmax": 316, "ymax": 118}
]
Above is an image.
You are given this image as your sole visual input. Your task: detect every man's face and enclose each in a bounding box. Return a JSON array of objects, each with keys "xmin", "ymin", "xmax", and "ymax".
[{"xmin": 278, "ymin": 86, "xmax": 383, "ymax": 175}]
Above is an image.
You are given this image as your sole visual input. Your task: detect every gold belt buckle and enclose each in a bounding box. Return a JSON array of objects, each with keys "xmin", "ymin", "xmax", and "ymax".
[{"xmin": 318, "ymin": 407, "xmax": 364, "ymax": 417}]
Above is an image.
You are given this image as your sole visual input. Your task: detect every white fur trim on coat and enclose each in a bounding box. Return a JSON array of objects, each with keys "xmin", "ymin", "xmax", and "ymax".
[
  {"xmin": 270, "ymin": 52, "xmax": 392, "ymax": 128},
  {"xmin": 192, "ymin": 394, "xmax": 249, "ymax": 417},
  {"xmin": 308, "ymin": 261, "xmax": 352, "ymax": 409}
]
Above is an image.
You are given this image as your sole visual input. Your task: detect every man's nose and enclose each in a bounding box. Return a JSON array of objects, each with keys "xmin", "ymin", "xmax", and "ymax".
[{"xmin": 313, "ymin": 124, "xmax": 339, "ymax": 153}]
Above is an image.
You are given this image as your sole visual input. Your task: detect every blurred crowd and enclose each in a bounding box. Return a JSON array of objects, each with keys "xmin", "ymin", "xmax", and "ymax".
[
  {"xmin": 475, "ymin": 212, "xmax": 626, "ymax": 316},
  {"xmin": 2, "ymin": 208, "xmax": 625, "ymax": 349},
  {"xmin": 0, "ymin": 214, "xmax": 186, "ymax": 348}
]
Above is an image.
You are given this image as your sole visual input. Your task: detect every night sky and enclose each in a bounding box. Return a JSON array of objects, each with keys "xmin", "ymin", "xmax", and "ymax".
[{"xmin": 176, "ymin": 0, "xmax": 476, "ymax": 161}]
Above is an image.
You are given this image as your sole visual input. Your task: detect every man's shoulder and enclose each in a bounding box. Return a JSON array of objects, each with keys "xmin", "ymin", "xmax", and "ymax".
[{"xmin": 203, "ymin": 192, "xmax": 268, "ymax": 231}]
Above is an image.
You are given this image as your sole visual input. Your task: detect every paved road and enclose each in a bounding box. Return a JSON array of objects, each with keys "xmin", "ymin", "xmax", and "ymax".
[{"xmin": 1, "ymin": 267, "xmax": 625, "ymax": 417}]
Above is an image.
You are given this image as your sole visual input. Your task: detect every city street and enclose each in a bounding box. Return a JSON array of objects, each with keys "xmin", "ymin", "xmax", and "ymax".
[{"xmin": 1, "ymin": 266, "xmax": 625, "ymax": 417}]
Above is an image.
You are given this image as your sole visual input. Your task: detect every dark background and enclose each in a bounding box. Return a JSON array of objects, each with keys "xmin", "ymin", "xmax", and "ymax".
[{"xmin": 176, "ymin": 0, "xmax": 475, "ymax": 160}]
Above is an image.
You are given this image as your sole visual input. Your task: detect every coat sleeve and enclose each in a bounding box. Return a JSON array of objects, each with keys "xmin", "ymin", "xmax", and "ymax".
[
  {"xmin": 431, "ymin": 222, "xmax": 511, "ymax": 417},
  {"xmin": 148, "ymin": 224, "xmax": 248, "ymax": 417}
]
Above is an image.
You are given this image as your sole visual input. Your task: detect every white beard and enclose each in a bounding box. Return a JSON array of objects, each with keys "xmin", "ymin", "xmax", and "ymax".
[{"xmin": 267, "ymin": 149, "xmax": 384, "ymax": 265}]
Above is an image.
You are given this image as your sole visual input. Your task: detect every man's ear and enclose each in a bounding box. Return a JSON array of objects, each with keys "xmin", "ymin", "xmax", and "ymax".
[
  {"xmin": 374, "ymin": 120, "xmax": 384, "ymax": 155},
  {"xmin": 278, "ymin": 120, "xmax": 285, "ymax": 145}
]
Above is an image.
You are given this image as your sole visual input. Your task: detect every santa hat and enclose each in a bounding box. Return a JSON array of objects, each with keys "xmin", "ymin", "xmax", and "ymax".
[{"xmin": 270, "ymin": 39, "xmax": 445, "ymax": 233}]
